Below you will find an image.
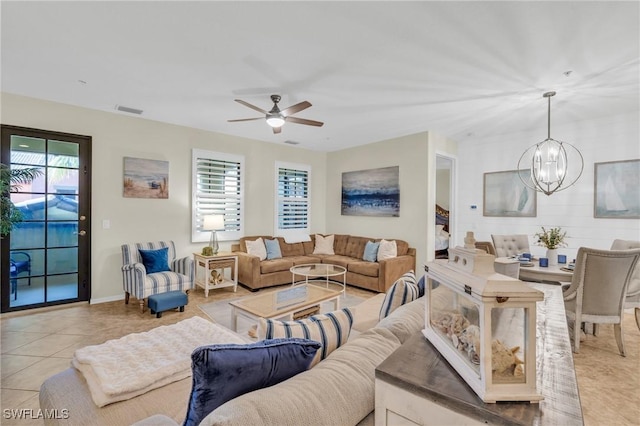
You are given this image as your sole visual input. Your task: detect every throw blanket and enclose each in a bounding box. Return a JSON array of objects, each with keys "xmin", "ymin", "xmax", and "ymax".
[{"xmin": 72, "ymin": 316, "xmax": 248, "ymax": 407}]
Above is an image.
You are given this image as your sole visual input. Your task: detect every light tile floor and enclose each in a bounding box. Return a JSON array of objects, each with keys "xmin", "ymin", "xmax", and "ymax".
[{"xmin": 1, "ymin": 284, "xmax": 638, "ymax": 426}]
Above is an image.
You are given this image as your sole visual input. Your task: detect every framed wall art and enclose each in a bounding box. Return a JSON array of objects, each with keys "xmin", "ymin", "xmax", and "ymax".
[
  {"xmin": 123, "ymin": 157, "xmax": 169, "ymax": 199},
  {"xmin": 483, "ymin": 169, "xmax": 536, "ymax": 217},
  {"xmin": 594, "ymin": 159, "xmax": 640, "ymax": 218},
  {"xmin": 341, "ymin": 166, "xmax": 399, "ymax": 217}
]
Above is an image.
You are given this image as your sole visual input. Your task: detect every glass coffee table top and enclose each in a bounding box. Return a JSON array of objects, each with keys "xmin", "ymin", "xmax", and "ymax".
[{"xmin": 229, "ymin": 284, "xmax": 342, "ymax": 318}]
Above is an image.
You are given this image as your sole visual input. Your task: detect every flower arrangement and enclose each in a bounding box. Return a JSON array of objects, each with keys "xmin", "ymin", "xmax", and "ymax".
[{"xmin": 534, "ymin": 227, "xmax": 567, "ymax": 250}]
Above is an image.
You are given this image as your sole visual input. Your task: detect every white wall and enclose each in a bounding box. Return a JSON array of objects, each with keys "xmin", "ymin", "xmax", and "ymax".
[
  {"xmin": 457, "ymin": 111, "xmax": 640, "ymax": 261},
  {"xmin": 1, "ymin": 93, "xmax": 328, "ymax": 302},
  {"xmin": 326, "ymin": 132, "xmax": 457, "ymax": 266}
]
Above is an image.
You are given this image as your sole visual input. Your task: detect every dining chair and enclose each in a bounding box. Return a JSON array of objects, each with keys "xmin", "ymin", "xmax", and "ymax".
[
  {"xmin": 610, "ymin": 239, "xmax": 640, "ymax": 331},
  {"xmin": 10, "ymin": 251, "xmax": 32, "ymax": 300},
  {"xmin": 491, "ymin": 234, "xmax": 530, "ymax": 258},
  {"xmin": 561, "ymin": 246, "xmax": 640, "ymax": 356}
]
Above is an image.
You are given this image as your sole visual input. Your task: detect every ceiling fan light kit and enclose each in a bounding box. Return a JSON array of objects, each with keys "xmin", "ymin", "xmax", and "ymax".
[
  {"xmin": 517, "ymin": 91, "xmax": 584, "ymax": 196},
  {"xmin": 228, "ymin": 94, "xmax": 323, "ymax": 134}
]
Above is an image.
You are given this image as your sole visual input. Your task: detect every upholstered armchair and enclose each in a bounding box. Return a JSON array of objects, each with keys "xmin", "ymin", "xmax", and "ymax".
[
  {"xmin": 121, "ymin": 241, "xmax": 194, "ymax": 312},
  {"xmin": 491, "ymin": 234, "xmax": 530, "ymax": 258},
  {"xmin": 561, "ymin": 247, "xmax": 640, "ymax": 356},
  {"xmin": 610, "ymin": 239, "xmax": 640, "ymax": 331}
]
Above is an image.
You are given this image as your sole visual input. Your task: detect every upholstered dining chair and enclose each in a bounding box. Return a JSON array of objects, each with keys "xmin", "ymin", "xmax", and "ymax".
[
  {"xmin": 491, "ymin": 234, "xmax": 530, "ymax": 258},
  {"xmin": 475, "ymin": 241, "xmax": 497, "ymax": 256},
  {"xmin": 121, "ymin": 241, "xmax": 194, "ymax": 312},
  {"xmin": 10, "ymin": 252, "xmax": 32, "ymax": 300},
  {"xmin": 610, "ymin": 239, "xmax": 640, "ymax": 331},
  {"xmin": 561, "ymin": 247, "xmax": 640, "ymax": 356}
]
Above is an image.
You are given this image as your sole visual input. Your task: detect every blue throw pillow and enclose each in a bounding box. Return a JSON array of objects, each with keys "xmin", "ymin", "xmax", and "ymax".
[
  {"xmin": 265, "ymin": 238, "xmax": 282, "ymax": 260},
  {"xmin": 363, "ymin": 241, "xmax": 380, "ymax": 262},
  {"xmin": 138, "ymin": 247, "xmax": 170, "ymax": 273},
  {"xmin": 183, "ymin": 338, "xmax": 321, "ymax": 426},
  {"xmin": 417, "ymin": 274, "xmax": 426, "ymax": 297}
]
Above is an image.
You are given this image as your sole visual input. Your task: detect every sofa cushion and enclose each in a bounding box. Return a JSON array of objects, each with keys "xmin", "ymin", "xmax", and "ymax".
[
  {"xmin": 199, "ymin": 327, "xmax": 402, "ymax": 426},
  {"xmin": 375, "ymin": 296, "xmax": 425, "ymax": 344},
  {"xmin": 281, "ymin": 238, "xmax": 307, "ymax": 257},
  {"xmin": 139, "ymin": 247, "xmax": 170, "ymax": 273},
  {"xmin": 331, "ymin": 234, "xmax": 351, "ymax": 256},
  {"xmin": 344, "ymin": 236, "xmax": 369, "ymax": 259},
  {"xmin": 363, "ymin": 241, "xmax": 380, "ymax": 262},
  {"xmin": 348, "ymin": 261, "xmax": 379, "ymax": 278},
  {"xmin": 379, "ymin": 271, "xmax": 419, "ymax": 319},
  {"xmin": 260, "ymin": 258, "xmax": 294, "ymax": 274},
  {"xmin": 265, "ymin": 239, "xmax": 282, "ymax": 260},
  {"xmin": 313, "ymin": 234, "xmax": 335, "ymax": 255},
  {"xmin": 318, "ymin": 255, "xmax": 355, "ymax": 269},
  {"xmin": 245, "ymin": 238, "xmax": 267, "ymax": 260},
  {"xmin": 258, "ymin": 308, "xmax": 354, "ymax": 367},
  {"xmin": 184, "ymin": 338, "xmax": 321, "ymax": 426},
  {"xmin": 289, "ymin": 255, "xmax": 324, "ymax": 266},
  {"xmin": 377, "ymin": 239, "xmax": 397, "ymax": 260}
]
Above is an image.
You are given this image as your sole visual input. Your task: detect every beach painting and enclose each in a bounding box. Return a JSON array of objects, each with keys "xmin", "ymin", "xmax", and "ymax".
[
  {"xmin": 594, "ymin": 159, "xmax": 640, "ymax": 218},
  {"xmin": 341, "ymin": 166, "xmax": 399, "ymax": 217},
  {"xmin": 483, "ymin": 169, "xmax": 536, "ymax": 217},
  {"xmin": 123, "ymin": 157, "xmax": 169, "ymax": 199}
]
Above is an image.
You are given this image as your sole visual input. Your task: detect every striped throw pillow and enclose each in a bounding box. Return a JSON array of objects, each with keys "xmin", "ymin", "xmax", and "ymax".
[
  {"xmin": 258, "ymin": 308, "xmax": 354, "ymax": 367},
  {"xmin": 379, "ymin": 270, "xmax": 419, "ymax": 320}
]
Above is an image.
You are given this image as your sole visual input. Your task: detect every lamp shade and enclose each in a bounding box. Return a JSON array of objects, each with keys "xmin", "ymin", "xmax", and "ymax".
[{"xmin": 202, "ymin": 215, "xmax": 225, "ymax": 231}]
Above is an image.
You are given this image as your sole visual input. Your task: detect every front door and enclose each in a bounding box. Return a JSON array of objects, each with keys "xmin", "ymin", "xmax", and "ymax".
[{"xmin": 1, "ymin": 125, "xmax": 91, "ymax": 313}]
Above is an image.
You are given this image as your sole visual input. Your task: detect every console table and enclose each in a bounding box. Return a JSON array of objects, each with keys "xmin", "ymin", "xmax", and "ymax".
[{"xmin": 375, "ymin": 283, "xmax": 583, "ymax": 425}]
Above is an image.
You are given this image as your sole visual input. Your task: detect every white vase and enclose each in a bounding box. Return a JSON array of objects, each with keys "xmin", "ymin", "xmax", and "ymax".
[{"xmin": 546, "ymin": 249, "xmax": 558, "ymax": 266}]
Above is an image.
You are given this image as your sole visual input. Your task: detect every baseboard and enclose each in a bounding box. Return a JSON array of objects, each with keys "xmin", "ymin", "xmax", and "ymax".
[{"xmin": 90, "ymin": 294, "xmax": 125, "ymax": 304}]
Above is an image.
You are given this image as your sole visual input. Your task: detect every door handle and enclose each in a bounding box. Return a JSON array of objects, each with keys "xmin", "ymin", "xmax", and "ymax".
[{"xmin": 75, "ymin": 230, "xmax": 87, "ymax": 236}]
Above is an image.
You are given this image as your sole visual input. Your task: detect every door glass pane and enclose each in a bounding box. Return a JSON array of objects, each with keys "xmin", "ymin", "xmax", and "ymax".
[
  {"xmin": 47, "ymin": 248, "xmax": 78, "ymax": 275},
  {"xmin": 47, "ymin": 195, "xmax": 78, "ymax": 220},
  {"xmin": 9, "ymin": 220, "xmax": 45, "ymax": 249},
  {"xmin": 11, "ymin": 136, "xmax": 46, "ymax": 165},
  {"xmin": 47, "ymin": 222, "xmax": 78, "ymax": 247},
  {"xmin": 10, "ymin": 276, "xmax": 45, "ymax": 308},
  {"xmin": 48, "ymin": 274, "xmax": 78, "ymax": 302}
]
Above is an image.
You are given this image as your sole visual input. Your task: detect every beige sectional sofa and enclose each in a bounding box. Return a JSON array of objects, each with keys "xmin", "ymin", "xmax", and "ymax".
[
  {"xmin": 39, "ymin": 294, "xmax": 426, "ymax": 426},
  {"xmin": 232, "ymin": 234, "xmax": 416, "ymax": 293}
]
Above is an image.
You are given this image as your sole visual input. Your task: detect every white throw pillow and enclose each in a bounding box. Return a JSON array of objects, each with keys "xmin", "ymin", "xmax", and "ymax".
[
  {"xmin": 245, "ymin": 238, "xmax": 267, "ymax": 261},
  {"xmin": 377, "ymin": 239, "xmax": 397, "ymax": 260},
  {"xmin": 313, "ymin": 234, "xmax": 335, "ymax": 255}
]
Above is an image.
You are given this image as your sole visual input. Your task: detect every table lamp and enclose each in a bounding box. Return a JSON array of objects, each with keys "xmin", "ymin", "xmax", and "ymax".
[{"xmin": 202, "ymin": 215, "xmax": 225, "ymax": 255}]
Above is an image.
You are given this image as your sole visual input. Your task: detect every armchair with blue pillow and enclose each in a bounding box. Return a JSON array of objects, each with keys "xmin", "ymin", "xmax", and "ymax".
[{"xmin": 121, "ymin": 241, "xmax": 194, "ymax": 312}]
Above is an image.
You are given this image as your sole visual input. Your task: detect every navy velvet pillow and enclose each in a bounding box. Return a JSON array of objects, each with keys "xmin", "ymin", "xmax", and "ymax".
[
  {"xmin": 183, "ymin": 338, "xmax": 321, "ymax": 426},
  {"xmin": 138, "ymin": 247, "xmax": 170, "ymax": 273}
]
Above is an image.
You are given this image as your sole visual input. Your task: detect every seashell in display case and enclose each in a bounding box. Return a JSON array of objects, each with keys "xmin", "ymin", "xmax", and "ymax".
[{"xmin": 422, "ymin": 244, "xmax": 544, "ymax": 403}]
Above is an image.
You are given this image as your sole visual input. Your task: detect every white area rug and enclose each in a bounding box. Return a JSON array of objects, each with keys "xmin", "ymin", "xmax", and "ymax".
[{"xmin": 198, "ymin": 289, "xmax": 365, "ymax": 338}]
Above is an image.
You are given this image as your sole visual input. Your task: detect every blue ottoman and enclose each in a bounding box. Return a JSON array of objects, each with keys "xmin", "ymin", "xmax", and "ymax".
[{"xmin": 147, "ymin": 291, "xmax": 188, "ymax": 318}]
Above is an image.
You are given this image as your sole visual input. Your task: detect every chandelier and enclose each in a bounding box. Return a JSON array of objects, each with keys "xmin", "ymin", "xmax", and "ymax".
[{"xmin": 518, "ymin": 91, "xmax": 583, "ymax": 196}]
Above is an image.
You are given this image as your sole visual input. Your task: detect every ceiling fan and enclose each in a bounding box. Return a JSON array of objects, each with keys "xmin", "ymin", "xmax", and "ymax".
[{"xmin": 228, "ymin": 94, "xmax": 324, "ymax": 134}]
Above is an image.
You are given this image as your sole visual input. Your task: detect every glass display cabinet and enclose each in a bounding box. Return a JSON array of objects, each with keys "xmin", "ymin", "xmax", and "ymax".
[{"xmin": 422, "ymin": 246, "xmax": 544, "ymax": 403}]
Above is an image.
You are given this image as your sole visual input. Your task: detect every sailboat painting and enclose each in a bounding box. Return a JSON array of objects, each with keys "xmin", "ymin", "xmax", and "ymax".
[
  {"xmin": 483, "ymin": 169, "xmax": 537, "ymax": 217},
  {"xmin": 594, "ymin": 159, "xmax": 640, "ymax": 218}
]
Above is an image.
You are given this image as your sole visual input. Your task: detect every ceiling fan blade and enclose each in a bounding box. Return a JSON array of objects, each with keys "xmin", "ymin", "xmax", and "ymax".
[
  {"xmin": 272, "ymin": 126, "xmax": 282, "ymax": 134},
  {"xmin": 285, "ymin": 116, "xmax": 324, "ymax": 127},
  {"xmin": 234, "ymin": 99, "xmax": 268, "ymax": 114},
  {"xmin": 280, "ymin": 101, "xmax": 311, "ymax": 116},
  {"xmin": 227, "ymin": 117, "xmax": 263, "ymax": 122}
]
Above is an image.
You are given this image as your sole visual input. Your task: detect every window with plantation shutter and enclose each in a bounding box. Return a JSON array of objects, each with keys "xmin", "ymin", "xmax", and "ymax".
[
  {"xmin": 275, "ymin": 162, "xmax": 310, "ymax": 238},
  {"xmin": 192, "ymin": 149, "xmax": 244, "ymax": 242}
]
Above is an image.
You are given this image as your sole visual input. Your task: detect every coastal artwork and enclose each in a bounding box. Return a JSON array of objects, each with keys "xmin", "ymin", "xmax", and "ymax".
[
  {"xmin": 123, "ymin": 157, "xmax": 169, "ymax": 199},
  {"xmin": 594, "ymin": 159, "xmax": 640, "ymax": 218},
  {"xmin": 483, "ymin": 169, "xmax": 536, "ymax": 217},
  {"xmin": 341, "ymin": 166, "xmax": 399, "ymax": 217}
]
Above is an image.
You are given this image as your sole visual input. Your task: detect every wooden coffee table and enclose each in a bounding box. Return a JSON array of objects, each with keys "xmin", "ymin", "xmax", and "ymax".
[{"xmin": 228, "ymin": 284, "xmax": 341, "ymax": 332}]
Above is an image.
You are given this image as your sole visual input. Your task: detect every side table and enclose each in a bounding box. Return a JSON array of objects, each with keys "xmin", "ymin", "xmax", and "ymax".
[{"xmin": 193, "ymin": 252, "xmax": 238, "ymax": 297}]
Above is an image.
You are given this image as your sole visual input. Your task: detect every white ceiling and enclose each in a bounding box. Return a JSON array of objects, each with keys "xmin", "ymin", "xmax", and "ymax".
[{"xmin": 1, "ymin": 1, "xmax": 638, "ymax": 152}]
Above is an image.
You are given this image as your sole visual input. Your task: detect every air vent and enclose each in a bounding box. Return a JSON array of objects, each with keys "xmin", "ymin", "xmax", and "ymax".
[
  {"xmin": 284, "ymin": 140, "xmax": 300, "ymax": 145},
  {"xmin": 115, "ymin": 105, "xmax": 143, "ymax": 115}
]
